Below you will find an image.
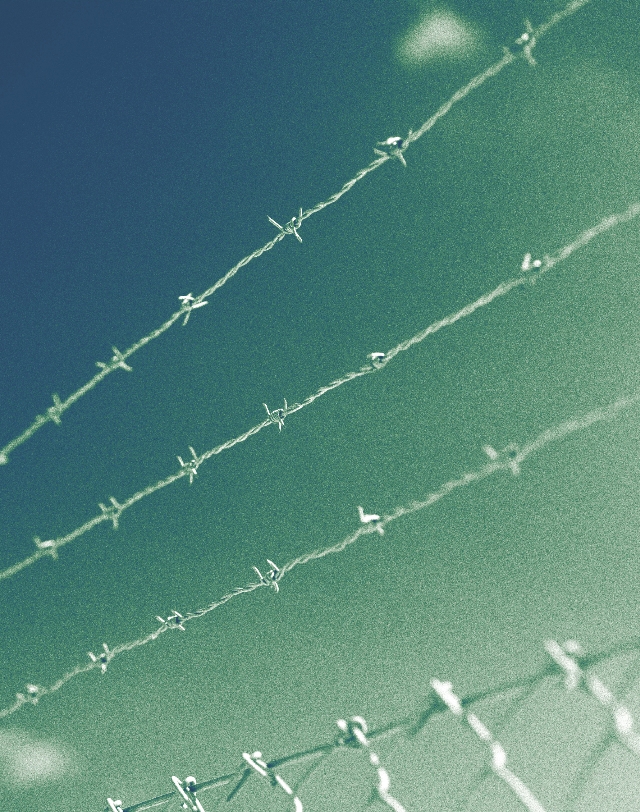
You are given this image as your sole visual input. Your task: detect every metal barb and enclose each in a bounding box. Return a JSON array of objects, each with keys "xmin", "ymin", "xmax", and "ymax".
[
  {"xmin": 96, "ymin": 346, "xmax": 132, "ymax": 373},
  {"xmin": 88, "ymin": 643, "xmax": 113, "ymax": 674},
  {"xmin": 252, "ymin": 559, "xmax": 282, "ymax": 592},
  {"xmin": 368, "ymin": 352, "xmax": 386, "ymax": 369},
  {"xmin": 482, "ymin": 444, "xmax": 520, "ymax": 476},
  {"xmin": 177, "ymin": 446, "xmax": 200, "ymax": 484},
  {"xmin": 47, "ymin": 393, "xmax": 64, "ymax": 425},
  {"xmin": 16, "ymin": 684, "xmax": 42, "ymax": 705},
  {"xmin": 156, "ymin": 611, "xmax": 186, "ymax": 631},
  {"xmin": 178, "ymin": 293, "xmax": 209, "ymax": 325},
  {"xmin": 263, "ymin": 399, "xmax": 288, "ymax": 431},
  {"xmin": 268, "ymin": 208, "xmax": 303, "ymax": 242},
  {"xmin": 34, "ymin": 536, "xmax": 58, "ymax": 560},
  {"xmin": 514, "ymin": 19, "xmax": 537, "ymax": 66},
  {"xmin": 521, "ymin": 253, "xmax": 543, "ymax": 272},
  {"xmin": 374, "ymin": 136, "xmax": 407, "ymax": 167},
  {"xmin": 358, "ymin": 506, "xmax": 384, "ymax": 535},
  {"xmin": 99, "ymin": 497, "xmax": 124, "ymax": 529}
]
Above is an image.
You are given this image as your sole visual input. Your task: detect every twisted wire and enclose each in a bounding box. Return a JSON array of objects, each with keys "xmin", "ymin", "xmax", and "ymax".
[
  {"xmin": 2, "ymin": 387, "xmax": 638, "ymax": 722},
  {"xmin": 2, "ymin": 201, "xmax": 637, "ymax": 584},
  {"xmin": 0, "ymin": 0, "xmax": 592, "ymax": 468}
]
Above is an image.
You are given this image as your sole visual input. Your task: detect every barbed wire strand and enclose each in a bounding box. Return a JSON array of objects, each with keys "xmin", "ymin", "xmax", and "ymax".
[
  {"xmin": 2, "ymin": 200, "xmax": 638, "ymax": 585},
  {"xmin": 2, "ymin": 387, "xmax": 639, "ymax": 725},
  {"xmin": 1, "ymin": 5, "xmax": 629, "ymax": 811},
  {"xmin": 0, "ymin": 0, "xmax": 593, "ymax": 469},
  {"xmin": 97, "ymin": 634, "xmax": 640, "ymax": 812}
]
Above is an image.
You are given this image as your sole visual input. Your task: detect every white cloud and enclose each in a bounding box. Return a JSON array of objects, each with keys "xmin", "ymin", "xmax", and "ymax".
[
  {"xmin": 0, "ymin": 729, "xmax": 70, "ymax": 785},
  {"xmin": 397, "ymin": 8, "xmax": 480, "ymax": 66}
]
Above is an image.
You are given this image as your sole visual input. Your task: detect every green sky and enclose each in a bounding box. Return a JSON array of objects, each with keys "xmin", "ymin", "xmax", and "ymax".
[{"xmin": 0, "ymin": 2, "xmax": 639, "ymax": 811}]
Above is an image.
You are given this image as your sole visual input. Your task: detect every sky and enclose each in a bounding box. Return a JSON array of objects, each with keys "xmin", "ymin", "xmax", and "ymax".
[{"xmin": 1, "ymin": 1, "xmax": 640, "ymax": 811}]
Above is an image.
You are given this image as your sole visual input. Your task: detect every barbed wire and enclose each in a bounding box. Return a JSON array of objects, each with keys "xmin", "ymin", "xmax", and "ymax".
[
  {"xmin": 2, "ymin": 200, "xmax": 637, "ymax": 585},
  {"xmin": 2, "ymin": 4, "xmax": 633, "ymax": 810},
  {"xmin": 0, "ymin": 0, "xmax": 593, "ymax": 469},
  {"xmin": 96, "ymin": 634, "xmax": 640, "ymax": 812},
  {"xmin": 2, "ymin": 387, "xmax": 638, "ymax": 725}
]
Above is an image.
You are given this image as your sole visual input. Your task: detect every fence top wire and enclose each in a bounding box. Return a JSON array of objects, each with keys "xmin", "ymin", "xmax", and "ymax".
[
  {"xmin": 0, "ymin": 0, "xmax": 592, "ymax": 469},
  {"xmin": 99, "ymin": 634, "xmax": 640, "ymax": 812}
]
